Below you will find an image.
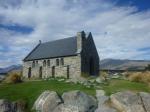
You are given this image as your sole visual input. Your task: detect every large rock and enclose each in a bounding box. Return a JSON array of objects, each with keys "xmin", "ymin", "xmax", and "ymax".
[
  {"xmin": 0, "ymin": 99, "xmax": 25, "ymax": 112},
  {"xmin": 53, "ymin": 104, "xmax": 79, "ymax": 112},
  {"xmin": 32, "ymin": 90, "xmax": 62, "ymax": 112},
  {"xmin": 95, "ymin": 106, "xmax": 117, "ymax": 112},
  {"xmin": 96, "ymin": 90, "xmax": 108, "ymax": 105},
  {"xmin": 62, "ymin": 90, "xmax": 97, "ymax": 112},
  {"xmin": 139, "ymin": 92, "xmax": 150, "ymax": 112},
  {"xmin": 96, "ymin": 77, "xmax": 102, "ymax": 83},
  {"xmin": 0, "ymin": 99, "xmax": 12, "ymax": 112},
  {"xmin": 96, "ymin": 90, "xmax": 105, "ymax": 97},
  {"xmin": 110, "ymin": 91, "xmax": 145, "ymax": 112},
  {"xmin": 95, "ymin": 90, "xmax": 117, "ymax": 112}
]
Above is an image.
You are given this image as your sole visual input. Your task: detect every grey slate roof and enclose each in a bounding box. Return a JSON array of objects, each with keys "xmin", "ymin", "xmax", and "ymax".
[{"xmin": 24, "ymin": 37, "xmax": 77, "ymax": 61}]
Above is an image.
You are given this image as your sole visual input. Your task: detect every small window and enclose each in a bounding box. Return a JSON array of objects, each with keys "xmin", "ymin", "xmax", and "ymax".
[
  {"xmin": 56, "ymin": 59, "xmax": 59, "ymax": 66},
  {"xmin": 47, "ymin": 60, "xmax": 50, "ymax": 66},
  {"xmin": 43, "ymin": 60, "xmax": 46, "ymax": 67},
  {"xmin": 61, "ymin": 58, "xmax": 64, "ymax": 65},
  {"xmin": 36, "ymin": 60, "xmax": 38, "ymax": 66},
  {"xmin": 32, "ymin": 61, "xmax": 35, "ymax": 68}
]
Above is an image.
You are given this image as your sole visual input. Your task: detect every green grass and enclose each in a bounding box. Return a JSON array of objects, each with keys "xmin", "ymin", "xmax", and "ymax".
[
  {"xmin": 0, "ymin": 80, "xmax": 95, "ymax": 111},
  {"xmin": 0, "ymin": 79, "xmax": 149, "ymax": 111},
  {"xmin": 101, "ymin": 79, "xmax": 150, "ymax": 95}
]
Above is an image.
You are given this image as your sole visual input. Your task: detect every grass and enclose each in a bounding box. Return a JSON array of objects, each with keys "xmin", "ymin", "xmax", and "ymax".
[
  {"xmin": 0, "ymin": 80, "xmax": 95, "ymax": 111},
  {"xmin": 127, "ymin": 71, "xmax": 150, "ymax": 85},
  {"xmin": 0, "ymin": 79, "xmax": 149, "ymax": 111},
  {"xmin": 102, "ymin": 79, "xmax": 150, "ymax": 95}
]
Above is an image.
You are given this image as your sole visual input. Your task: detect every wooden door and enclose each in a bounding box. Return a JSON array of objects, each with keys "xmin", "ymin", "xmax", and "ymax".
[
  {"xmin": 67, "ymin": 66, "xmax": 69, "ymax": 79},
  {"xmin": 52, "ymin": 66, "xmax": 55, "ymax": 78},
  {"xmin": 39, "ymin": 66, "xmax": 42, "ymax": 78},
  {"xmin": 28, "ymin": 67, "xmax": 31, "ymax": 78}
]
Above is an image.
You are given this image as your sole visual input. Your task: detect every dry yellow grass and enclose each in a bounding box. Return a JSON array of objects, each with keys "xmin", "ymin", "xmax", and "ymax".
[
  {"xmin": 3, "ymin": 72, "xmax": 22, "ymax": 84},
  {"xmin": 127, "ymin": 71, "xmax": 150, "ymax": 86},
  {"xmin": 100, "ymin": 71, "xmax": 108, "ymax": 81}
]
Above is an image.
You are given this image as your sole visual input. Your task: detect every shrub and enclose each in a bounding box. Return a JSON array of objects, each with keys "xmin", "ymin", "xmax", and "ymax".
[
  {"xmin": 128, "ymin": 72, "xmax": 142, "ymax": 82},
  {"xmin": 99, "ymin": 71, "xmax": 108, "ymax": 81},
  {"xmin": 127, "ymin": 71, "xmax": 150, "ymax": 85},
  {"xmin": 3, "ymin": 72, "xmax": 22, "ymax": 84}
]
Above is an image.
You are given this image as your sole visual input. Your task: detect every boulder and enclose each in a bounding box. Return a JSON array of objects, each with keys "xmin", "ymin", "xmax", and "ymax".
[
  {"xmin": 139, "ymin": 92, "xmax": 150, "ymax": 112},
  {"xmin": 13, "ymin": 100, "xmax": 27, "ymax": 112},
  {"xmin": 62, "ymin": 90, "xmax": 97, "ymax": 112},
  {"xmin": 95, "ymin": 90, "xmax": 117, "ymax": 112},
  {"xmin": 95, "ymin": 106, "xmax": 117, "ymax": 112},
  {"xmin": 32, "ymin": 90, "xmax": 62, "ymax": 112},
  {"xmin": 53, "ymin": 104, "xmax": 79, "ymax": 112},
  {"xmin": 110, "ymin": 91, "xmax": 145, "ymax": 112},
  {"xmin": 96, "ymin": 90, "xmax": 109, "ymax": 105},
  {"xmin": 89, "ymin": 79, "xmax": 95, "ymax": 83},
  {"xmin": 96, "ymin": 77, "xmax": 102, "ymax": 83},
  {"xmin": 58, "ymin": 79, "xmax": 65, "ymax": 82},
  {"xmin": 96, "ymin": 90, "xmax": 105, "ymax": 97},
  {"xmin": 97, "ymin": 95, "xmax": 109, "ymax": 106},
  {"xmin": 0, "ymin": 99, "xmax": 26, "ymax": 112},
  {"xmin": 0, "ymin": 99, "xmax": 12, "ymax": 112}
]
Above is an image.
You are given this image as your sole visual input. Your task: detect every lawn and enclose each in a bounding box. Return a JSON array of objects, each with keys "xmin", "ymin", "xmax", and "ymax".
[
  {"xmin": 0, "ymin": 79, "xmax": 149, "ymax": 111},
  {"xmin": 102, "ymin": 79, "xmax": 150, "ymax": 95},
  {"xmin": 0, "ymin": 80, "xmax": 95, "ymax": 111}
]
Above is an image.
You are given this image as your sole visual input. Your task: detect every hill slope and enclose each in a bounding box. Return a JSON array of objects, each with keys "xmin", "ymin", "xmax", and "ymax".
[
  {"xmin": 0, "ymin": 65, "xmax": 22, "ymax": 74},
  {"xmin": 100, "ymin": 59, "xmax": 150, "ymax": 70}
]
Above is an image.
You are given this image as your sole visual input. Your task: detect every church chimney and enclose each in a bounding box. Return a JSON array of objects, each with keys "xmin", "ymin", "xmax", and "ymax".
[{"xmin": 76, "ymin": 31, "xmax": 85, "ymax": 53}]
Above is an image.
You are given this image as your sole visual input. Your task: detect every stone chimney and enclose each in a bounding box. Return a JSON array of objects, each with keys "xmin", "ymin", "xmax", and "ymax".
[{"xmin": 76, "ymin": 31, "xmax": 85, "ymax": 53}]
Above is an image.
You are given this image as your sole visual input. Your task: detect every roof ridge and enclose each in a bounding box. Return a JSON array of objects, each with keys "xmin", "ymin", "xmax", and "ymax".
[{"xmin": 41, "ymin": 36, "xmax": 76, "ymax": 45}]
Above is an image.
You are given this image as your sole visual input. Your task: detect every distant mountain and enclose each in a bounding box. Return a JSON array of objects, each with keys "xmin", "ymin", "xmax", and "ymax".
[
  {"xmin": 0, "ymin": 65, "xmax": 22, "ymax": 74},
  {"xmin": 100, "ymin": 59, "xmax": 150, "ymax": 70}
]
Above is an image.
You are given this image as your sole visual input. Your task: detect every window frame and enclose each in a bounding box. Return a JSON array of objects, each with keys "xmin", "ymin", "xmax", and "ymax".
[
  {"xmin": 56, "ymin": 59, "xmax": 59, "ymax": 66},
  {"xmin": 43, "ymin": 60, "xmax": 46, "ymax": 67},
  {"xmin": 47, "ymin": 60, "xmax": 50, "ymax": 67},
  {"xmin": 32, "ymin": 60, "xmax": 35, "ymax": 68},
  {"xmin": 61, "ymin": 58, "xmax": 64, "ymax": 65}
]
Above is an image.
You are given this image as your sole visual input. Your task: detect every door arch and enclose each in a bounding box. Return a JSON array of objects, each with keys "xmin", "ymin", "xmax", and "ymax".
[
  {"xmin": 39, "ymin": 66, "xmax": 42, "ymax": 78},
  {"xmin": 89, "ymin": 57, "xmax": 95, "ymax": 75},
  {"xmin": 52, "ymin": 66, "xmax": 55, "ymax": 78},
  {"xmin": 67, "ymin": 65, "xmax": 69, "ymax": 79},
  {"xmin": 28, "ymin": 67, "xmax": 31, "ymax": 78}
]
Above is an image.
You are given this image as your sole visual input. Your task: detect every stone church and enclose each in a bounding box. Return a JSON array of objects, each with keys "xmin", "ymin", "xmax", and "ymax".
[{"xmin": 23, "ymin": 31, "xmax": 99, "ymax": 79}]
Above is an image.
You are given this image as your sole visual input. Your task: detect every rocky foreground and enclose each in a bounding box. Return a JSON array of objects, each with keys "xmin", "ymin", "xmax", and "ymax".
[{"xmin": 0, "ymin": 90, "xmax": 150, "ymax": 112}]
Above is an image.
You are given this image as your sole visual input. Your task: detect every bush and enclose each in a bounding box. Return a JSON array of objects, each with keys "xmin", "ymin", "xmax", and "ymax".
[
  {"xmin": 99, "ymin": 71, "xmax": 108, "ymax": 81},
  {"xmin": 127, "ymin": 71, "xmax": 150, "ymax": 85},
  {"xmin": 3, "ymin": 72, "xmax": 22, "ymax": 84}
]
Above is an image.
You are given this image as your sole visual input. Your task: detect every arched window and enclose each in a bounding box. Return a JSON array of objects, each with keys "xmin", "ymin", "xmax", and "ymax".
[
  {"xmin": 47, "ymin": 60, "xmax": 50, "ymax": 66},
  {"xmin": 61, "ymin": 58, "xmax": 64, "ymax": 65},
  {"xmin": 56, "ymin": 59, "xmax": 59, "ymax": 66},
  {"xmin": 32, "ymin": 61, "xmax": 35, "ymax": 68},
  {"xmin": 36, "ymin": 60, "xmax": 38, "ymax": 66},
  {"xmin": 43, "ymin": 60, "xmax": 46, "ymax": 67}
]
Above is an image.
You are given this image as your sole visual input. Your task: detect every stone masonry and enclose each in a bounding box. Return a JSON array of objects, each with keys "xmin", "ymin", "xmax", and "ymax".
[
  {"xmin": 23, "ymin": 55, "xmax": 81, "ymax": 79},
  {"xmin": 23, "ymin": 31, "xmax": 99, "ymax": 80}
]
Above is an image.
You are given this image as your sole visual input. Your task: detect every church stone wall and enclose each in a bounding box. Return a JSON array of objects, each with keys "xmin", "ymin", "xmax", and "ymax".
[{"xmin": 23, "ymin": 55, "xmax": 81, "ymax": 79}]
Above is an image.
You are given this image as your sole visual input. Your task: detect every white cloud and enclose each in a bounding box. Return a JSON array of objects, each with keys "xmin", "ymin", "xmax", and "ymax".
[{"xmin": 0, "ymin": 0, "xmax": 150, "ymax": 67}]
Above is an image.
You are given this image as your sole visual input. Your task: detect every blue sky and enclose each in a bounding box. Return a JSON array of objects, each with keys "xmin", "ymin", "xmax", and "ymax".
[{"xmin": 0, "ymin": 0, "xmax": 150, "ymax": 67}]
